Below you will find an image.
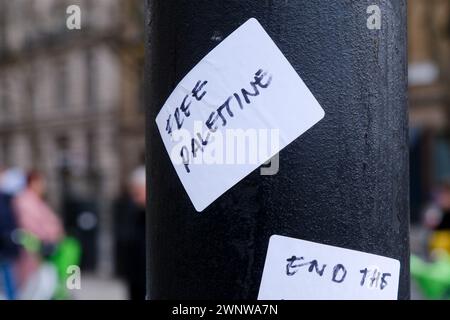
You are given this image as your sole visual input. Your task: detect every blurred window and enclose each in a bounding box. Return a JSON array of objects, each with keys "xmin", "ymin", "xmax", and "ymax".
[
  {"xmin": 86, "ymin": 49, "xmax": 97, "ymax": 111},
  {"xmin": 435, "ymin": 137, "xmax": 450, "ymax": 182},
  {"xmin": 138, "ymin": 65, "xmax": 144, "ymax": 113},
  {"xmin": 56, "ymin": 59, "xmax": 68, "ymax": 109},
  {"xmin": 0, "ymin": 137, "xmax": 10, "ymax": 166},
  {"xmin": 24, "ymin": 1, "xmax": 37, "ymax": 47},
  {"xmin": 56, "ymin": 135, "xmax": 71, "ymax": 169},
  {"xmin": 51, "ymin": 0, "xmax": 67, "ymax": 30},
  {"xmin": 85, "ymin": 0, "xmax": 93, "ymax": 29},
  {"xmin": 0, "ymin": 1, "xmax": 6, "ymax": 50},
  {"xmin": 0, "ymin": 77, "xmax": 9, "ymax": 116},
  {"xmin": 86, "ymin": 129, "xmax": 96, "ymax": 171},
  {"xmin": 26, "ymin": 63, "xmax": 36, "ymax": 116}
]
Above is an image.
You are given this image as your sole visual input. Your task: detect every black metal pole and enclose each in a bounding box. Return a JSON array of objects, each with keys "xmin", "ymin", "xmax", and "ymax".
[{"xmin": 145, "ymin": 0, "xmax": 409, "ymax": 299}]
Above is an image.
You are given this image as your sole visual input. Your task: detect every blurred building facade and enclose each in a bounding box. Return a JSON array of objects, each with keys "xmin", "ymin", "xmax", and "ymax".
[
  {"xmin": 0, "ymin": 0, "xmax": 144, "ymax": 275},
  {"xmin": 408, "ymin": 0, "xmax": 450, "ymax": 223}
]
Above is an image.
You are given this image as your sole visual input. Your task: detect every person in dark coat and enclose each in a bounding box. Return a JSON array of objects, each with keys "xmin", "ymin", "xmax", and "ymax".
[{"xmin": 115, "ymin": 167, "xmax": 146, "ymax": 300}]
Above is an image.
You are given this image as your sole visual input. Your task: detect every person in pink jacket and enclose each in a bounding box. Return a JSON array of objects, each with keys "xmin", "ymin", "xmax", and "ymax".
[{"xmin": 13, "ymin": 171, "xmax": 64, "ymax": 288}]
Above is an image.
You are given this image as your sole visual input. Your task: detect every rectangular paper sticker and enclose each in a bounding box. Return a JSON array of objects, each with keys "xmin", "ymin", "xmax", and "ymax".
[
  {"xmin": 155, "ymin": 18, "xmax": 325, "ymax": 212},
  {"xmin": 258, "ymin": 235, "xmax": 400, "ymax": 300}
]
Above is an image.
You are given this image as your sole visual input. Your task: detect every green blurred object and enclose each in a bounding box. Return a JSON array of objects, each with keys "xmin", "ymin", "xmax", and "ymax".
[
  {"xmin": 49, "ymin": 237, "xmax": 81, "ymax": 279},
  {"xmin": 48, "ymin": 237, "xmax": 82, "ymax": 300},
  {"xmin": 18, "ymin": 231, "xmax": 82, "ymax": 299},
  {"xmin": 19, "ymin": 231, "xmax": 41, "ymax": 253},
  {"xmin": 411, "ymin": 254, "xmax": 450, "ymax": 300}
]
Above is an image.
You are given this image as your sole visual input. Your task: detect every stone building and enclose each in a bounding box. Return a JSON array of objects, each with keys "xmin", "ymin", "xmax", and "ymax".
[
  {"xmin": 408, "ymin": 0, "xmax": 450, "ymax": 222},
  {"xmin": 0, "ymin": 0, "xmax": 144, "ymax": 275}
]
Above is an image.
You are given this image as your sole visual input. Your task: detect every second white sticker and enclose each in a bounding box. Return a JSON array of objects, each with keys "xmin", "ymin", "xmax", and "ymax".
[{"xmin": 258, "ymin": 235, "xmax": 400, "ymax": 300}]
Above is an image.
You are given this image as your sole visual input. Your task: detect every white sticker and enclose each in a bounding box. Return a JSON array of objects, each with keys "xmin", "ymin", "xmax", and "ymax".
[
  {"xmin": 155, "ymin": 18, "xmax": 325, "ymax": 212},
  {"xmin": 258, "ymin": 235, "xmax": 400, "ymax": 300}
]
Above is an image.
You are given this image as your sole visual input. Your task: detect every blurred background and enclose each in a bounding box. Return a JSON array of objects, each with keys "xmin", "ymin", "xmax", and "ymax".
[
  {"xmin": 408, "ymin": 0, "xmax": 450, "ymax": 300},
  {"xmin": 0, "ymin": 0, "xmax": 449, "ymax": 299},
  {"xmin": 0, "ymin": 0, "xmax": 144, "ymax": 299}
]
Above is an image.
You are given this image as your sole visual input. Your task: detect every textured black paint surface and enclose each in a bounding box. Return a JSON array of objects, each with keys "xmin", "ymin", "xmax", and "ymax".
[{"xmin": 145, "ymin": 0, "xmax": 409, "ymax": 299}]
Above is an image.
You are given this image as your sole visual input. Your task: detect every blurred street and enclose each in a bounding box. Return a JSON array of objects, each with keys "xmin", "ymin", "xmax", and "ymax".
[{"xmin": 71, "ymin": 274, "xmax": 127, "ymax": 300}]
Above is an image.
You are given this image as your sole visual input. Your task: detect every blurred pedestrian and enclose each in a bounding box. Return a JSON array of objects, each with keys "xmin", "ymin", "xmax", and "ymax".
[
  {"xmin": 116, "ymin": 166, "xmax": 146, "ymax": 300},
  {"xmin": 12, "ymin": 171, "xmax": 64, "ymax": 288},
  {"xmin": 0, "ymin": 167, "xmax": 17, "ymax": 256},
  {"xmin": 425, "ymin": 181, "xmax": 450, "ymax": 230},
  {"xmin": 0, "ymin": 167, "xmax": 20, "ymax": 259},
  {"xmin": 0, "ymin": 167, "xmax": 20, "ymax": 299},
  {"xmin": 425, "ymin": 180, "xmax": 450, "ymax": 256},
  {"xmin": 435, "ymin": 181, "xmax": 450, "ymax": 230}
]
